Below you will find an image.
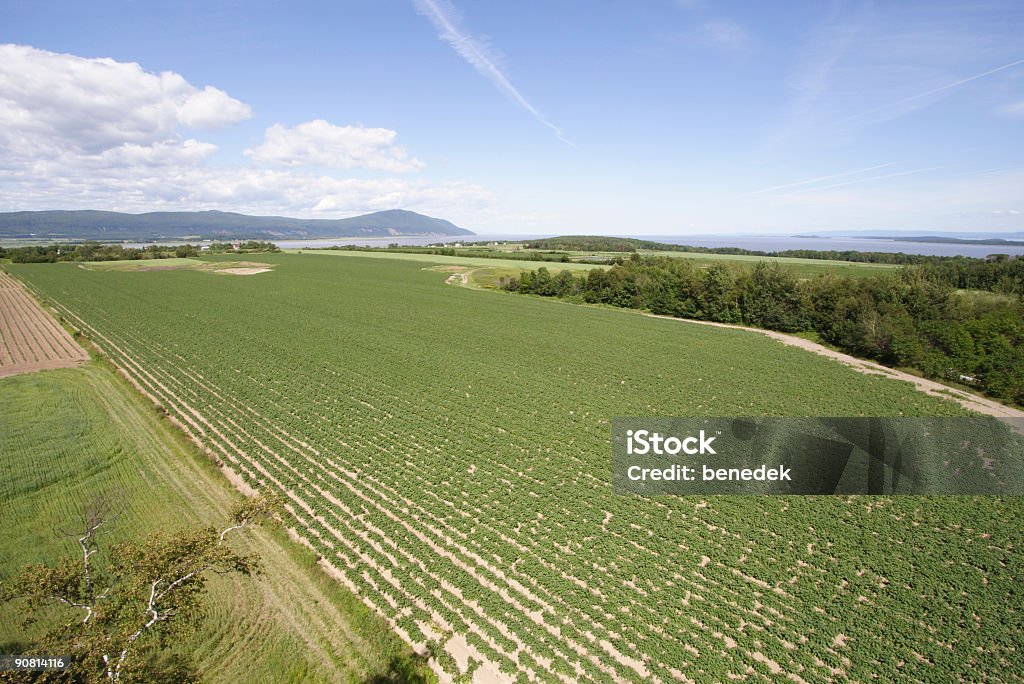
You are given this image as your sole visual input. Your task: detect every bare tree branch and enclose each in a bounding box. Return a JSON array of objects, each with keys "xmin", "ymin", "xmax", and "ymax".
[
  {"xmin": 6, "ymin": 493, "xmax": 274, "ymax": 682},
  {"xmin": 50, "ymin": 491, "xmax": 125, "ymax": 624}
]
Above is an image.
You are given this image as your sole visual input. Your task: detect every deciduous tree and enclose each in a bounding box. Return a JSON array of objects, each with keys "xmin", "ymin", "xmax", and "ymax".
[{"xmin": 2, "ymin": 494, "xmax": 280, "ymax": 683}]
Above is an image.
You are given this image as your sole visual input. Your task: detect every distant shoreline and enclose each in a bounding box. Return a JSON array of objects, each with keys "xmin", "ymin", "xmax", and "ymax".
[
  {"xmin": 858, "ymin": 235, "xmax": 1024, "ymax": 247},
  {"xmin": 5, "ymin": 232, "xmax": 1024, "ymax": 258}
]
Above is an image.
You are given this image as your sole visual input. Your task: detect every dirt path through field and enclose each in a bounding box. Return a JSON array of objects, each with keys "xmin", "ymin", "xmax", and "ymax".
[
  {"xmin": 446, "ymin": 271, "xmax": 470, "ymax": 285},
  {"xmin": 646, "ymin": 314, "xmax": 1024, "ymax": 418}
]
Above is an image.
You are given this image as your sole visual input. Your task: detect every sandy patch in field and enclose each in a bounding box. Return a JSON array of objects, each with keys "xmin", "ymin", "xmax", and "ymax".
[
  {"xmin": 208, "ymin": 261, "xmax": 274, "ymax": 275},
  {"xmin": 136, "ymin": 264, "xmax": 193, "ymax": 271},
  {"xmin": 446, "ymin": 272, "xmax": 468, "ymax": 285},
  {"xmin": 83, "ymin": 259, "xmax": 275, "ymax": 275},
  {"xmin": 439, "ymin": 267, "xmax": 485, "ymax": 287},
  {"xmin": 216, "ymin": 267, "xmax": 273, "ymax": 275},
  {"xmin": 0, "ymin": 359, "xmax": 84, "ymax": 378}
]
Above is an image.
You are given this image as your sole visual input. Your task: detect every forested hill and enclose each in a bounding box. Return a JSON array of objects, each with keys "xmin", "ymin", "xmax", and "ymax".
[
  {"xmin": 525, "ymin": 236, "xmax": 677, "ymax": 252},
  {"xmin": 0, "ymin": 209, "xmax": 474, "ymax": 241}
]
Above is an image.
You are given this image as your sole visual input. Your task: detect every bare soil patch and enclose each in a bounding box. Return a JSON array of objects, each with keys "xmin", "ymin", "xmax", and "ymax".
[
  {"xmin": 84, "ymin": 259, "xmax": 275, "ymax": 275},
  {"xmin": 216, "ymin": 267, "xmax": 273, "ymax": 276},
  {"xmin": 135, "ymin": 264, "xmax": 190, "ymax": 272},
  {"xmin": 201, "ymin": 261, "xmax": 274, "ymax": 275},
  {"xmin": 446, "ymin": 272, "xmax": 469, "ymax": 285},
  {"xmin": 0, "ymin": 271, "xmax": 88, "ymax": 378}
]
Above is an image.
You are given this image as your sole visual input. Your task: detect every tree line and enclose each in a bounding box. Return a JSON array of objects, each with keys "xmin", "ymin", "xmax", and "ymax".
[
  {"xmin": 327, "ymin": 244, "xmax": 578, "ymax": 262},
  {"xmin": 1, "ymin": 241, "xmax": 280, "ymax": 263},
  {"xmin": 502, "ymin": 256, "xmax": 1024, "ymax": 406},
  {"xmin": 522, "ymin": 235, "xmax": 1024, "ymax": 266}
]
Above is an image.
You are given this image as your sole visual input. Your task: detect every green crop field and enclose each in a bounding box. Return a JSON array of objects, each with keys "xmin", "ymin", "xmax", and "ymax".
[
  {"xmin": 283, "ymin": 247, "xmax": 602, "ymax": 272},
  {"xmin": 284, "ymin": 245, "xmax": 894, "ymax": 289},
  {"xmin": 6, "ymin": 253, "xmax": 1022, "ymax": 682},
  {"xmin": 0, "ymin": 362, "xmax": 425, "ymax": 683},
  {"xmin": 78, "ymin": 257, "xmax": 207, "ymax": 270},
  {"xmin": 635, "ymin": 250, "xmax": 899, "ymax": 277},
  {"xmin": 439, "ymin": 242, "xmax": 901, "ymax": 278}
]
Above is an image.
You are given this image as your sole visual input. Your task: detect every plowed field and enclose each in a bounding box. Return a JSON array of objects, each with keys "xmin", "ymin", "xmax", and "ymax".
[{"xmin": 0, "ymin": 270, "xmax": 87, "ymax": 378}]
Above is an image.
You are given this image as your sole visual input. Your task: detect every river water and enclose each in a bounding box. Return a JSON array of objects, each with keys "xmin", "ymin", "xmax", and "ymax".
[
  {"xmin": 119, "ymin": 233, "xmax": 1024, "ymax": 258},
  {"xmin": 280, "ymin": 234, "xmax": 1024, "ymax": 258}
]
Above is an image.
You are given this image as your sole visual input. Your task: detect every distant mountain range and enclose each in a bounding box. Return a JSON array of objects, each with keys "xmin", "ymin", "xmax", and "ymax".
[
  {"xmin": 0, "ymin": 209, "xmax": 475, "ymax": 241},
  {"xmin": 795, "ymin": 229, "xmax": 1024, "ymax": 241}
]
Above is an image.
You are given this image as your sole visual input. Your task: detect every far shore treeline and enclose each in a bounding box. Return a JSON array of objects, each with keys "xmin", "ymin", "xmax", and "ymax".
[
  {"xmin": 503, "ymin": 255, "xmax": 1024, "ymax": 406},
  {"xmin": 0, "ymin": 240, "xmax": 280, "ymax": 262},
  {"xmin": 519, "ymin": 235, "xmax": 1020, "ymax": 265}
]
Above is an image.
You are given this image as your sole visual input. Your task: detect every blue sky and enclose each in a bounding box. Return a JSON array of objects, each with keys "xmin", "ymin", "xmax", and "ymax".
[{"xmin": 2, "ymin": 0, "xmax": 1022, "ymax": 235}]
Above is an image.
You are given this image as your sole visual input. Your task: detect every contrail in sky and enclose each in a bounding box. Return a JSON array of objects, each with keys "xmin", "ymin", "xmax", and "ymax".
[
  {"xmin": 783, "ymin": 166, "xmax": 943, "ymax": 195},
  {"xmin": 747, "ymin": 162, "xmax": 898, "ymax": 195},
  {"xmin": 412, "ymin": 0, "xmax": 571, "ymax": 145},
  {"xmin": 837, "ymin": 57, "xmax": 1024, "ymax": 125}
]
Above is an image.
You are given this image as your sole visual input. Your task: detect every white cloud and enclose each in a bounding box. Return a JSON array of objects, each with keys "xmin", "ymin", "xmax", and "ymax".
[
  {"xmin": 177, "ymin": 86, "xmax": 253, "ymax": 129},
  {"xmin": 246, "ymin": 120, "xmax": 424, "ymax": 172},
  {"xmin": 699, "ymin": 20, "xmax": 749, "ymax": 52},
  {"xmin": 0, "ymin": 43, "xmax": 251, "ymax": 159},
  {"xmin": 88, "ymin": 139, "xmax": 220, "ymax": 168},
  {"xmin": 996, "ymin": 99, "xmax": 1024, "ymax": 118},
  {"xmin": 0, "ymin": 165, "xmax": 493, "ymax": 220},
  {"xmin": 0, "ymin": 43, "xmax": 495, "ymax": 224}
]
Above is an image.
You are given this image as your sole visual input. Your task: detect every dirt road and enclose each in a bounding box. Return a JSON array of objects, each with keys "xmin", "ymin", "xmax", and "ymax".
[{"xmin": 647, "ymin": 314, "xmax": 1024, "ymax": 419}]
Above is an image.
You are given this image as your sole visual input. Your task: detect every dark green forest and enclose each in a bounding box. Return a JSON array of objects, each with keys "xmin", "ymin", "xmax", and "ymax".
[{"xmin": 504, "ymin": 255, "xmax": 1024, "ymax": 406}]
